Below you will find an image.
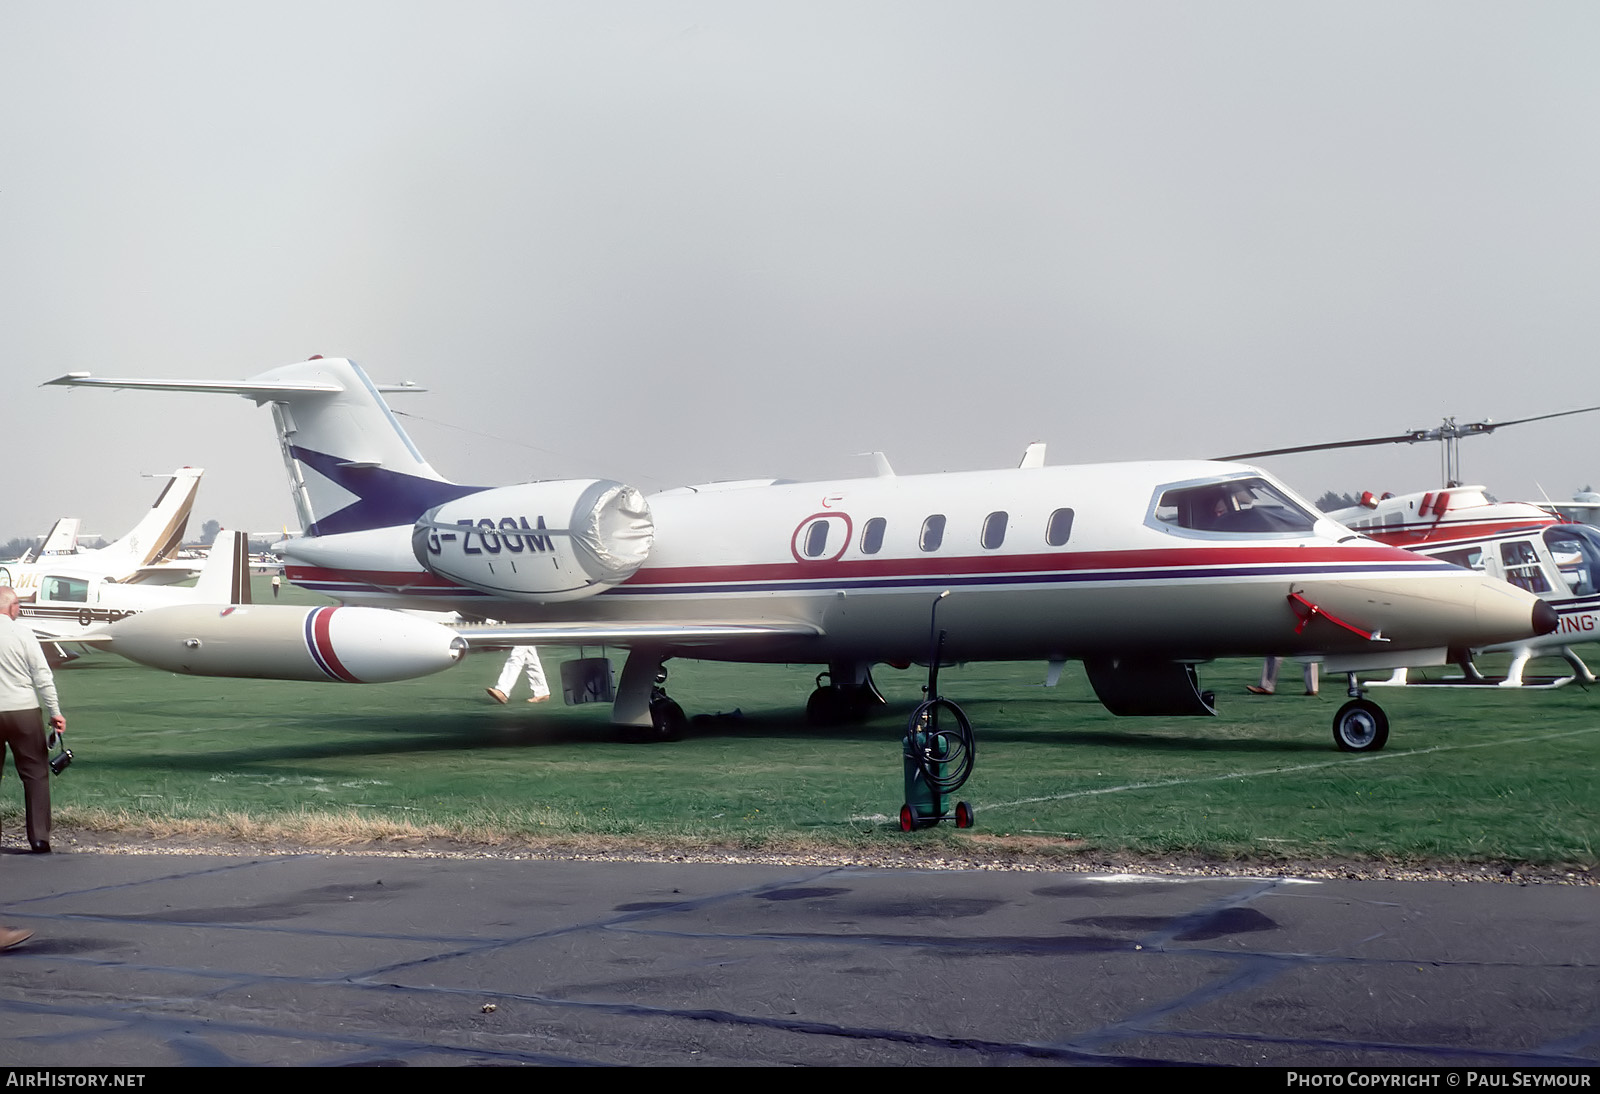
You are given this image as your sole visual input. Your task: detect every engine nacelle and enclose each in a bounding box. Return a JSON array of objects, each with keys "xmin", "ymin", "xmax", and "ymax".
[
  {"xmin": 412, "ymin": 479, "xmax": 653, "ymax": 602},
  {"xmin": 1083, "ymin": 657, "xmax": 1217, "ymax": 717}
]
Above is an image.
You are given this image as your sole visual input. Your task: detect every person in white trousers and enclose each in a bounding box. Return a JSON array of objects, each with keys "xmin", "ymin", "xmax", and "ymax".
[{"xmin": 488, "ymin": 645, "xmax": 550, "ymax": 704}]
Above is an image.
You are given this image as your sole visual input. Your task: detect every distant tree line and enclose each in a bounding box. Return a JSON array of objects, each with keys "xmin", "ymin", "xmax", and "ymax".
[
  {"xmin": 1314, "ymin": 491, "xmax": 1360, "ymax": 512},
  {"xmin": 3, "ymin": 521, "xmax": 277, "ymax": 560}
]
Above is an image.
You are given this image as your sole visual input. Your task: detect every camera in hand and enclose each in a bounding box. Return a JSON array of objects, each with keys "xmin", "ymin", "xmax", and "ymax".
[{"xmin": 46, "ymin": 732, "xmax": 71, "ymax": 776}]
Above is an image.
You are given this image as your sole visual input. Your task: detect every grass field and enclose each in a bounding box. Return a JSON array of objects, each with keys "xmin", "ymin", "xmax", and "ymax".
[{"xmin": 22, "ymin": 578, "xmax": 1598, "ymax": 872}]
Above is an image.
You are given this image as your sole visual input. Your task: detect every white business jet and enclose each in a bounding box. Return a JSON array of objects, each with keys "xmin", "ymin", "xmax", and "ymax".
[
  {"xmin": 45, "ymin": 359, "xmax": 1554, "ymax": 755},
  {"xmin": 0, "ymin": 468, "xmax": 205, "ymax": 595}
]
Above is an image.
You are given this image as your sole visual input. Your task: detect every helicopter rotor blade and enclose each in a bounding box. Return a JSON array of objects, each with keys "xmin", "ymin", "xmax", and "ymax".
[
  {"xmin": 1217, "ymin": 432, "xmax": 1429, "ymax": 461},
  {"xmin": 1464, "ymin": 403, "xmax": 1600, "ymax": 434},
  {"xmin": 1220, "ymin": 404, "xmax": 1600, "ymax": 462}
]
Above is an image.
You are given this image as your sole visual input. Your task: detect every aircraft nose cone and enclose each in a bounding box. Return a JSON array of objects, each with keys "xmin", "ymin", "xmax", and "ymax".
[{"xmin": 1533, "ymin": 600, "xmax": 1560, "ymax": 636}]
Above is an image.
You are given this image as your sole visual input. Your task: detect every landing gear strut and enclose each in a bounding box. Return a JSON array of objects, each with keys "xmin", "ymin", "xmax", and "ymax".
[
  {"xmin": 806, "ymin": 662, "xmax": 888, "ymax": 726},
  {"xmin": 613, "ymin": 648, "xmax": 688, "ymax": 742},
  {"xmin": 1332, "ymin": 672, "xmax": 1389, "ymax": 752},
  {"xmin": 646, "ymin": 669, "xmax": 687, "ymax": 742}
]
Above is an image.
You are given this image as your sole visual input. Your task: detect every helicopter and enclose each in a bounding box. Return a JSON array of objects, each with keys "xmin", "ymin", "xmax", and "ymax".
[{"xmin": 1222, "ymin": 406, "xmax": 1600, "ymax": 688}]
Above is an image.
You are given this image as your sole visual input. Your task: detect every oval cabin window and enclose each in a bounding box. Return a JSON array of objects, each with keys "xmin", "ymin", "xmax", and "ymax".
[
  {"xmin": 920, "ymin": 515, "xmax": 946, "ymax": 552},
  {"xmin": 802, "ymin": 519, "xmax": 830, "ymax": 558},
  {"xmin": 982, "ymin": 511, "xmax": 1008, "ymax": 550},
  {"xmin": 861, "ymin": 517, "xmax": 886, "ymax": 555},
  {"xmin": 1046, "ymin": 508, "xmax": 1074, "ymax": 546}
]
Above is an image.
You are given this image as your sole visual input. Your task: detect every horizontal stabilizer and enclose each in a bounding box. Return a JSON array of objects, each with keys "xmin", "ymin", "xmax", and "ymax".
[
  {"xmin": 44, "ymin": 375, "xmax": 343, "ymax": 396},
  {"xmin": 42, "ymin": 374, "xmax": 424, "ymax": 397}
]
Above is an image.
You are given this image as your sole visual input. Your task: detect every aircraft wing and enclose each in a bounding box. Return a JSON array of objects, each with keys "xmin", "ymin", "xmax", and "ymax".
[
  {"xmin": 121, "ymin": 563, "xmax": 204, "ymax": 585},
  {"xmin": 23, "ymin": 618, "xmax": 114, "ymax": 645},
  {"xmin": 451, "ymin": 620, "xmax": 823, "ymax": 649}
]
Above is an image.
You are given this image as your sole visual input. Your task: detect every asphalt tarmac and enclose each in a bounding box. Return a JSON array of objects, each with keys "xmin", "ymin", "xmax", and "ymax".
[{"xmin": 0, "ymin": 849, "xmax": 1594, "ymax": 1067}]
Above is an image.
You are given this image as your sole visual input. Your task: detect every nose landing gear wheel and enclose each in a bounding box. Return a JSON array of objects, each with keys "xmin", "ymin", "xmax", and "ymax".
[{"xmin": 1332, "ymin": 698, "xmax": 1389, "ymax": 752}]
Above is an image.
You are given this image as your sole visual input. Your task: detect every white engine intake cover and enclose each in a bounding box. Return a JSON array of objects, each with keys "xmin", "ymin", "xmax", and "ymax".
[{"xmin": 412, "ymin": 479, "xmax": 653, "ymax": 602}]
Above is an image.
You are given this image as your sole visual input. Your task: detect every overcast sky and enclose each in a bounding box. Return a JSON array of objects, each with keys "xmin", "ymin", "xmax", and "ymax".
[{"xmin": 4, "ymin": 2, "xmax": 1599, "ymax": 540}]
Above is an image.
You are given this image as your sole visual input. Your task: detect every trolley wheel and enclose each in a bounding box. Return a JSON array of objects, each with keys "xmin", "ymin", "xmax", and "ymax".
[
  {"xmin": 899, "ymin": 804, "xmax": 917, "ymax": 832},
  {"xmin": 953, "ymin": 801, "xmax": 975, "ymax": 829}
]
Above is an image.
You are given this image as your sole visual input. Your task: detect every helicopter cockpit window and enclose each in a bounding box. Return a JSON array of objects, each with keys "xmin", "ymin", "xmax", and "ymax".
[
  {"xmin": 1544, "ymin": 524, "xmax": 1600, "ymax": 596},
  {"xmin": 1500, "ymin": 540, "xmax": 1552, "ymax": 594},
  {"xmin": 1151, "ymin": 478, "xmax": 1318, "ymax": 535}
]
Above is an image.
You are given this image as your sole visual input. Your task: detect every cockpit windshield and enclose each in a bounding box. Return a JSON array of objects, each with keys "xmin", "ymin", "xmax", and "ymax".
[
  {"xmin": 1544, "ymin": 524, "xmax": 1600, "ymax": 596},
  {"xmin": 1151, "ymin": 477, "xmax": 1319, "ymax": 536}
]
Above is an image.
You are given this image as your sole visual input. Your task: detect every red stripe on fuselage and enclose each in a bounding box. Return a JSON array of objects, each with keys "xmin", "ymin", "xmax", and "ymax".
[
  {"xmin": 311, "ymin": 606, "xmax": 361, "ymax": 682},
  {"xmin": 290, "ymin": 544, "xmax": 1438, "ymax": 593}
]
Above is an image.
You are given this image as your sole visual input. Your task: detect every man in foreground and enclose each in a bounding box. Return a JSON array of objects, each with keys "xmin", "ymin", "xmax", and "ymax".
[{"xmin": 0, "ymin": 586, "xmax": 65, "ymax": 854}]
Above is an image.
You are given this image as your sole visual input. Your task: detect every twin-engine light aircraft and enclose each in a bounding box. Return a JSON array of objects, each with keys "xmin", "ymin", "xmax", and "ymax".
[
  {"xmin": 19, "ymin": 530, "xmax": 253, "ymax": 645},
  {"xmin": 0, "ymin": 468, "xmax": 205, "ymax": 595},
  {"xmin": 47, "ymin": 358, "xmax": 1555, "ymax": 755}
]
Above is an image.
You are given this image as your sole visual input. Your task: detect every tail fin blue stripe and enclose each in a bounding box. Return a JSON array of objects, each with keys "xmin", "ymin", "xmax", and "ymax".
[{"xmin": 290, "ymin": 447, "xmax": 484, "ymax": 536}]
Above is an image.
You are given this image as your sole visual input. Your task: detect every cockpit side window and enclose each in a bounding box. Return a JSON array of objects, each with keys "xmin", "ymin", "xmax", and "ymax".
[
  {"xmin": 43, "ymin": 577, "xmax": 88, "ymax": 603},
  {"xmin": 1151, "ymin": 478, "xmax": 1317, "ymax": 535},
  {"xmin": 1500, "ymin": 540, "xmax": 1552, "ymax": 594}
]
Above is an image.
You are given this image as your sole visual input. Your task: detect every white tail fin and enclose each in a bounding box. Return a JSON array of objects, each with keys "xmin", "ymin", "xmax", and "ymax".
[
  {"xmin": 191, "ymin": 530, "xmax": 252, "ymax": 605},
  {"xmin": 35, "ymin": 519, "xmax": 82, "ymax": 557},
  {"xmin": 46, "ymin": 359, "xmax": 479, "ymax": 537},
  {"xmin": 96, "ymin": 468, "xmax": 203, "ymax": 567}
]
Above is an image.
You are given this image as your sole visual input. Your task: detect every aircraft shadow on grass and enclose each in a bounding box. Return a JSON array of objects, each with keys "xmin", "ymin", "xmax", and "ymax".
[
  {"xmin": 103, "ymin": 703, "xmax": 897, "ymax": 771},
  {"xmin": 103, "ymin": 692, "xmax": 1332, "ymax": 772}
]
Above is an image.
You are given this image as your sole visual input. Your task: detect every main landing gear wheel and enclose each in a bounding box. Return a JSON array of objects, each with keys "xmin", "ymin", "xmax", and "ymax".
[
  {"xmin": 1332, "ymin": 698, "xmax": 1389, "ymax": 752},
  {"xmin": 646, "ymin": 697, "xmax": 687, "ymax": 742},
  {"xmin": 806, "ymin": 680, "xmax": 849, "ymax": 726}
]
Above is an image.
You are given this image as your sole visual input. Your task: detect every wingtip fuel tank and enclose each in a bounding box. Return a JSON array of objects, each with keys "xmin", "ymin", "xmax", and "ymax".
[{"xmin": 100, "ymin": 604, "xmax": 465, "ymax": 683}]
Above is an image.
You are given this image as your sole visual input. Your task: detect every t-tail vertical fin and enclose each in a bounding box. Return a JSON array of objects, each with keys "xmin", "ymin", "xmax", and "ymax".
[{"xmin": 45, "ymin": 358, "xmax": 482, "ymax": 536}]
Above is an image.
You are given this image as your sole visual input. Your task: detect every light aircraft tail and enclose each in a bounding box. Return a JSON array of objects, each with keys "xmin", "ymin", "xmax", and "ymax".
[
  {"xmin": 95, "ymin": 468, "xmax": 204, "ymax": 567},
  {"xmin": 35, "ymin": 518, "xmax": 82, "ymax": 558},
  {"xmin": 45, "ymin": 359, "xmax": 481, "ymax": 537},
  {"xmin": 191, "ymin": 530, "xmax": 253, "ymax": 606}
]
